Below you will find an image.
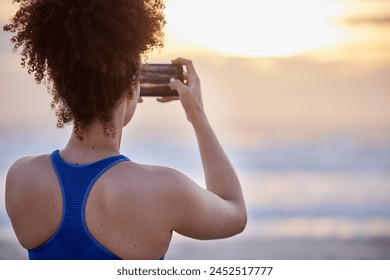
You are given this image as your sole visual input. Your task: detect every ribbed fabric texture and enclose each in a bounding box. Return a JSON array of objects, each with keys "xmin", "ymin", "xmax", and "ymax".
[{"xmin": 28, "ymin": 150, "xmax": 129, "ymax": 260}]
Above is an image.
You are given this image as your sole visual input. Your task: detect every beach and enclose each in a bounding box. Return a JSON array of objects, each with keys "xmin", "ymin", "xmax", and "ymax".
[
  {"xmin": 2, "ymin": 137, "xmax": 390, "ymax": 261},
  {"xmin": 167, "ymin": 237, "xmax": 390, "ymax": 260},
  {"xmin": 1, "ymin": 0, "xmax": 390, "ymax": 271},
  {"xmin": 2, "ymin": 216, "xmax": 390, "ymax": 260},
  {"xmin": 1, "ymin": 235, "xmax": 390, "ymax": 260}
]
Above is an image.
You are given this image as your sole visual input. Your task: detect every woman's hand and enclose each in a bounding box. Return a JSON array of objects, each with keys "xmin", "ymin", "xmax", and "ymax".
[
  {"xmin": 157, "ymin": 58, "xmax": 205, "ymax": 123},
  {"xmin": 158, "ymin": 57, "xmax": 247, "ymax": 239}
]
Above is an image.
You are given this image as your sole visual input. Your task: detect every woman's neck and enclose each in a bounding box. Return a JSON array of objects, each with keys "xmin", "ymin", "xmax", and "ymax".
[
  {"xmin": 60, "ymin": 120, "xmax": 122, "ymax": 164},
  {"xmin": 61, "ymin": 93, "xmax": 134, "ymax": 163},
  {"xmin": 72, "ymin": 121, "xmax": 121, "ymax": 150},
  {"xmin": 61, "ymin": 113, "xmax": 125, "ymax": 164}
]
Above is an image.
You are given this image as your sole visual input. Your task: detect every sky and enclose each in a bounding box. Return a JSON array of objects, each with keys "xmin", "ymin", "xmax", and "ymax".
[
  {"xmin": 0, "ymin": 0, "xmax": 390, "ymax": 250},
  {"xmin": 0, "ymin": 0, "xmax": 389, "ymax": 148},
  {"xmin": 159, "ymin": 0, "xmax": 390, "ymax": 62}
]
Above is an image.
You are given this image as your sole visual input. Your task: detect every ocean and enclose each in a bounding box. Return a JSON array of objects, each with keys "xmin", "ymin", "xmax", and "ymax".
[{"xmin": 1, "ymin": 126, "xmax": 390, "ymax": 259}]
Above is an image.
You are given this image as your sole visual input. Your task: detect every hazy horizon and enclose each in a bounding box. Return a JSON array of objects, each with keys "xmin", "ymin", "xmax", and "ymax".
[{"xmin": 1, "ymin": 0, "xmax": 389, "ymax": 259}]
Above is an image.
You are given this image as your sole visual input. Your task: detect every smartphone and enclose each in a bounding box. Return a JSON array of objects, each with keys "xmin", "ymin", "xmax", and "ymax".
[{"xmin": 139, "ymin": 64, "xmax": 184, "ymax": 97}]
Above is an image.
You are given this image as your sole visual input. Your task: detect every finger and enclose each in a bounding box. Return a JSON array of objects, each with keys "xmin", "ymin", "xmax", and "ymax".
[
  {"xmin": 183, "ymin": 70, "xmax": 189, "ymax": 84},
  {"xmin": 157, "ymin": 97, "xmax": 180, "ymax": 103},
  {"xmin": 169, "ymin": 78, "xmax": 189, "ymax": 93},
  {"xmin": 172, "ymin": 57, "xmax": 197, "ymax": 77}
]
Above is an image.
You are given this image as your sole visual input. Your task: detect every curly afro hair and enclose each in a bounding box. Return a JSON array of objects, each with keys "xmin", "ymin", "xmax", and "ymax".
[{"xmin": 4, "ymin": 0, "xmax": 165, "ymax": 139}]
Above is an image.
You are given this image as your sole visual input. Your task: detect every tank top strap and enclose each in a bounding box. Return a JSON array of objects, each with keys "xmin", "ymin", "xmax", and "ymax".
[{"xmin": 47, "ymin": 149, "xmax": 129, "ymax": 258}]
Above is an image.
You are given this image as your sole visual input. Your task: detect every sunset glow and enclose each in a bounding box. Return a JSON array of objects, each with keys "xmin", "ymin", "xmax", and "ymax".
[
  {"xmin": 1, "ymin": 0, "xmax": 390, "ymax": 262},
  {"xmin": 165, "ymin": 0, "xmax": 351, "ymax": 57}
]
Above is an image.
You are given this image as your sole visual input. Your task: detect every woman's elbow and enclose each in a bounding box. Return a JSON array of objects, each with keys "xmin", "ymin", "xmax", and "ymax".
[
  {"xmin": 237, "ymin": 209, "xmax": 248, "ymax": 234},
  {"xmin": 230, "ymin": 207, "xmax": 247, "ymax": 236}
]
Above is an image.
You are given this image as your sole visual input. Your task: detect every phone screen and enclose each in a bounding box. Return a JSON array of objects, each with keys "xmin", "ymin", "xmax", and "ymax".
[{"xmin": 139, "ymin": 64, "xmax": 184, "ymax": 97}]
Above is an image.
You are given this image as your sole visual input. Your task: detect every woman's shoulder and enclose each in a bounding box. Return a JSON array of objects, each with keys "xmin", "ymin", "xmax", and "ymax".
[
  {"xmin": 8, "ymin": 154, "xmax": 51, "ymax": 171},
  {"xmin": 6, "ymin": 154, "xmax": 52, "ymax": 187},
  {"xmin": 123, "ymin": 161, "xmax": 194, "ymax": 184},
  {"xmin": 111, "ymin": 161, "xmax": 198, "ymax": 197}
]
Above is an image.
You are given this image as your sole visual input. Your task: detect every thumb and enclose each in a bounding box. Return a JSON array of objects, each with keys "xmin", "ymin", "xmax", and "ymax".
[{"xmin": 169, "ymin": 78, "xmax": 188, "ymax": 93}]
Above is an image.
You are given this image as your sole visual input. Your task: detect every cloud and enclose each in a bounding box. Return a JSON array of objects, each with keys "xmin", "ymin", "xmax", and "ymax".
[
  {"xmin": 345, "ymin": 15, "xmax": 390, "ymax": 26},
  {"xmin": 2, "ymin": 50, "xmax": 390, "ymax": 154}
]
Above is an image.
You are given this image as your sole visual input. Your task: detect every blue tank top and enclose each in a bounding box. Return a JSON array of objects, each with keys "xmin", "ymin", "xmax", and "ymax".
[{"xmin": 28, "ymin": 150, "xmax": 137, "ymax": 260}]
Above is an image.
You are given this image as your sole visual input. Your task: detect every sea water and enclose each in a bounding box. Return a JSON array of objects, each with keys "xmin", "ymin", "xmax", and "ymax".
[{"xmin": 1, "ymin": 129, "xmax": 390, "ymax": 258}]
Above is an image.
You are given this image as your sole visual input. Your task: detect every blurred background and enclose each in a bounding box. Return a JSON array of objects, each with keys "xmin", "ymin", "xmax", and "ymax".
[{"xmin": 1, "ymin": 0, "xmax": 389, "ymax": 259}]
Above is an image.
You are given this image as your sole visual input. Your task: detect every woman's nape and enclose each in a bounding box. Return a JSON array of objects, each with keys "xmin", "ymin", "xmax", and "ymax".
[{"xmin": 60, "ymin": 88, "xmax": 140, "ymax": 165}]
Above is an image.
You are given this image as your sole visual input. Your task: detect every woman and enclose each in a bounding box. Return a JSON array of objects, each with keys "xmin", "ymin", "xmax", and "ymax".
[{"xmin": 4, "ymin": 0, "xmax": 246, "ymax": 260}]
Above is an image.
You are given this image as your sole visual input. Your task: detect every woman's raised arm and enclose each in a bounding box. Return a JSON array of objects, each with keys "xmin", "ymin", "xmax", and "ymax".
[{"xmin": 161, "ymin": 58, "xmax": 247, "ymax": 239}]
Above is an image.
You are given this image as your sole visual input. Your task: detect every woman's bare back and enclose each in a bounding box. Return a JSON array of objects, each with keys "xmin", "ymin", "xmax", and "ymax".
[{"xmin": 6, "ymin": 152, "xmax": 177, "ymax": 259}]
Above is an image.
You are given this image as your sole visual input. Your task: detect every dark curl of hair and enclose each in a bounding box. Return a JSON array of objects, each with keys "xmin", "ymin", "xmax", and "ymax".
[{"xmin": 4, "ymin": 0, "xmax": 165, "ymax": 139}]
